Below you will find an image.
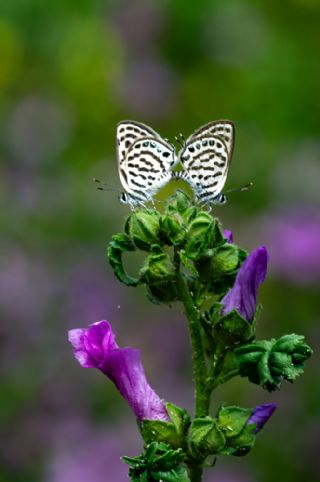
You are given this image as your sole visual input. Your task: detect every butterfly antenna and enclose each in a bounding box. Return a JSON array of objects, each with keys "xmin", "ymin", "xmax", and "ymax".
[
  {"xmin": 225, "ymin": 182, "xmax": 253, "ymax": 194},
  {"xmin": 179, "ymin": 132, "xmax": 186, "ymax": 148},
  {"xmin": 93, "ymin": 178, "xmax": 121, "ymax": 193},
  {"xmin": 164, "ymin": 137, "xmax": 175, "ymax": 149}
]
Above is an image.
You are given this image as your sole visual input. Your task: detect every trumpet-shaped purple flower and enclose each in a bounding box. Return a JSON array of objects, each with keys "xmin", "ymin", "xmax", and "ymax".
[
  {"xmin": 68, "ymin": 320, "xmax": 169, "ymax": 422},
  {"xmin": 221, "ymin": 246, "xmax": 269, "ymax": 322},
  {"xmin": 247, "ymin": 403, "xmax": 277, "ymax": 433}
]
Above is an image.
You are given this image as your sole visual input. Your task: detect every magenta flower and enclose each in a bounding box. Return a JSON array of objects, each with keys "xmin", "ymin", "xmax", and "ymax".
[
  {"xmin": 223, "ymin": 229, "xmax": 233, "ymax": 243},
  {"xmin": 221, "ymin": 246, "xmax": 269, "ymax": 321},
  {"xmin": 247, "ymin": 403, "xmax": 277, "ymax": 433},
  {"xmin": 68, "ymin": 320, "xmax": 169, "ymax": 422}
]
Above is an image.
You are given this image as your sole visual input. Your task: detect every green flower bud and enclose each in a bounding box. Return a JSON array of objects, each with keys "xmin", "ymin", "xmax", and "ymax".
[
  {"xmin": 125, "ymin": 208, "xmax": 161, "ymax": 251},
  {"xmin": 166, "ymin": 189, "xmax": 192, "ymax": 214},
  {"xmin": 217, "ymin": 406, "xmax": 256, "ymax": 457},
  {"xmin": 160, "ymin": 212, "xmax": 187, "ymax": 246},
  {"xmin": 140, "ymin": 251, "xmax": 175, "ymax": 283},
  {"xmin": 214, "ymin": 309, "xmax": 255, "ymax": 345},
  {"xmin": 184, "ymin": 212, "xmax": 215, "ymax": 260},
  {"xmin": 140, "ymin": 251, "xmax": 178, "ymax": 303},
  {"xmin": 235, "ymin": 334, "xmax": 313, "ymax": 391},
  {"xmin": 189, "ymin": 417, "xmax": 226, "ymax": 461},
  {"xmin": 196, "ymin": 245, "xmax": 247, "ymax": 294}
]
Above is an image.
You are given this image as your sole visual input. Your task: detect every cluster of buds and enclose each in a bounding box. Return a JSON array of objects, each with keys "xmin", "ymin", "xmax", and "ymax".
[{"xmin": 108, "ymin": 190, "xmax": 246, "ymax": 304}]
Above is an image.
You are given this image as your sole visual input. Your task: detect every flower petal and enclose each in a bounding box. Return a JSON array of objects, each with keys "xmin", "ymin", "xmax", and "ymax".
[
  {"xmin": 221, "ymin": 246, "xmax": 269, "ymax": 321},
  {"xmin": 104, "ymin": 347, "xmax": 169, "ymax": 421},
  {"xmin": 247, "ymin": 403, "xmax": 277, "ymax": 433}
]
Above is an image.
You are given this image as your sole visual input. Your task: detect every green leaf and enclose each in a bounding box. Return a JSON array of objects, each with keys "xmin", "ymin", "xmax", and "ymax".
[
  {"xmin": 123, "ymin": 442, "xmax": 188, "ymax": 482},
  {"xmin": 151, "ymin": 467, "xmax": 190, "ymax": 482},
  {"xmin": 235, "ymin": 334, "xmax": 313, "ymax": 391},
  {"xmin": 107, "ymin": 233, "xmax": 140, "ymax": 286}
]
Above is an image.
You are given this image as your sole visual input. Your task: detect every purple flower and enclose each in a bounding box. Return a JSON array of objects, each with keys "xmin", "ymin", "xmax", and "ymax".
[
  {"xmin": 221, "ymin": 246, "xmax": 269, "ymax": 321},
  {"xmin": 223, "ymin": 229, "xmax": 233, "ymax": 243},
  {"xmin": 68, "ymin": 320, "xmax": 169, "ymax": 422},
  {"xmin": 247, "ymin": 403, "xmax": 277, "ymax": 433}
]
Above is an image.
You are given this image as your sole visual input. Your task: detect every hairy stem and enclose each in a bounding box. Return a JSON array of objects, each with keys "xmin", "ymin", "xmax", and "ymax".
[
  {"xmin": 174, "ymin": 250, "xmax": 209, "ymax": 418},
  {"xmin": 188, "ymin": 465, "xmax": 203, "ymax": 482}
]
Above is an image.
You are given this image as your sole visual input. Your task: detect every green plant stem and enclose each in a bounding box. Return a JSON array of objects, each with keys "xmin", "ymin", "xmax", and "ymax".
[
  {"xmin": 188, "ymin": 465, "xmax": 203, "ymax": 482},
  {"xmin": 209, "ymin": 368, "xmax": 239, "ymax": 391},
  {"xmin": 174, "ymin": 250, "xmax": 209, "ymax": 418}
]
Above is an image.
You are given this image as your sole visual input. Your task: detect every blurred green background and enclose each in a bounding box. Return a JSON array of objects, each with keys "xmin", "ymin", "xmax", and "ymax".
[{"xmin": 0, "ymin": 1, "xmax": 319, "ymax": 481}]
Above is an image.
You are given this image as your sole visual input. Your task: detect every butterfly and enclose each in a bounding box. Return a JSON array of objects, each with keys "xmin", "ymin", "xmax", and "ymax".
[
  {"xmin": 115, "ymin": 120, "xmax": 235, "ymax": 208},
  {"xmin": 174, "ymin": 120, "xmax": 235, "ymax": 205},
  {"xmin": 116, "ymin": 120, "xmax": 177, "ymax": 208}
]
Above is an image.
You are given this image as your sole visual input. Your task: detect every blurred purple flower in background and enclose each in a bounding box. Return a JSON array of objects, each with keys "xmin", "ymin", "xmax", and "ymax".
[
  {"xmin": 66, "ymin": 256, "xmax": 123, "ymax": 324},
  {"xmin": 68, "ymin": 320, "xmax": 169, "ymax": 421},
  {"xmin": 263, "ymin": 209, "xmax": 320, "ymax": 284},
  {"xmin": 45, "ymin": 419, "xmax": 140, "ymax": 482},
  {"xmin": 221, "ymin": 246, "xmax": 269, "ymax": 321},
  {"xmin": 247, "ymin": 403, "xmax": 277, "ymax": 433}
]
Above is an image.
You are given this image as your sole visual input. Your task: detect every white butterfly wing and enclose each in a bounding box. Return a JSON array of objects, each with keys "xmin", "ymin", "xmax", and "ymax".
[
  {"xmin": 116, "ymin": 120, "xmax": 162, "ymax": 167},
  {"xmin": 185, "ymin": 120, "xmax": 234, "ymax": 159},
  {"xmin": 121, "ymin": 136, "xmax": 176, "ymax": 202},
  {"xmin": 179, "ymin": 135, "xmax": 230, "ymax": 202}
]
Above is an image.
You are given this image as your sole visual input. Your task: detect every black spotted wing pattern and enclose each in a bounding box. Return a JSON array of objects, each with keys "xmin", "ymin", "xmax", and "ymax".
[
  {"xmin": 116, "ymin": 121, "xmax": 176, "ymax": 205},
  {"xmin": 178, "ymin": 121, "xmax": 234, "ymax": 204}
]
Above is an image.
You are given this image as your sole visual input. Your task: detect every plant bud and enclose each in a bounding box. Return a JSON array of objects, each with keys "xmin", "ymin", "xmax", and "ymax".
[
  {"xmin": 140, "ymin": 251, "xmax": 178, "ymax": 303},
  {"xmin": 160, "ymin": 212, "xmax": 186, "ymax": 246},
  {"xmin": 184, "ymin": 212, "xmax": 215, "ymax": 260},
  {"xmin": 189, "ymin": 417, "xmax": 226, "ymax": 461},
  {"xmin": 196, "ymin": 245, "xmax": 246, "ymax": 294},
  {"xmin": 125, "ymin": 208, "xmax": 161, "ymax": 251}
]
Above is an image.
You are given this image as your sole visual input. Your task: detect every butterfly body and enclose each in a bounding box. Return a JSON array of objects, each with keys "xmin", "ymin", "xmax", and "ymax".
[{"xmin": 116, "ymin": 120, "xmax": 235, "ymax": 208}]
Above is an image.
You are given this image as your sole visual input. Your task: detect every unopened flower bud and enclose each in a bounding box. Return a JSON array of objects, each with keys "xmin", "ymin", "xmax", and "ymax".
[
  {"xmin": 125, "ymin": 208, "xmax": 161, "ymax": 251},
  {"xmin": 184, "ymin": 211, "xmax": 215, "ymax": 260}
]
